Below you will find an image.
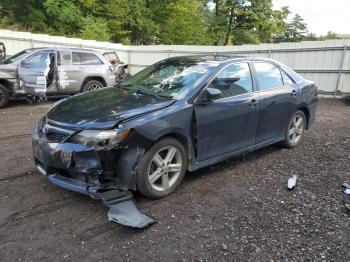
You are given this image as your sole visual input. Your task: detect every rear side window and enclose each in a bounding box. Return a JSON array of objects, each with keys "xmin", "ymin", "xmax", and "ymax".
[
  {"xmin": 281, "ymin": 70, "xmax": 294, "ymax": 85},
  {"xmin": 80, "ymin": 53, "xmax": 102, "ymax": 65},
  {"xmin": 71, "ymin": 52, "xmax": 102, "ymax": 65},
  {"xmin": 254, "ymin": 62, "xmax": 283, "ymax": 90},
  {"xmin": 103, "ymin": 53, "xmax": 119, "ymax": 63},
  {"xmin": 72, "ymin": 52, "xmax": 81, "ymax": 65},
  {"xmin": 209, "ymin": 63, "xmax": 253, "ymax": 99},
  {"xmin": 60, "ymin": 51, "xmax": 72, "ymax": 65}
]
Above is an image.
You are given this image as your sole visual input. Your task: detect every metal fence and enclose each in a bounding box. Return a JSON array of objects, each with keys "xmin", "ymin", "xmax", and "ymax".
[{"xmin": 1, "ymin": 29, "xmax": 349, "ymax": 95}]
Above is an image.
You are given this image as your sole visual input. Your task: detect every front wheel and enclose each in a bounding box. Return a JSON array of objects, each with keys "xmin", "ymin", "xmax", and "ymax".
[
  {"xmin": 136, "ymin": 138, "xmax": 187, "ymax": 199},
  {"xmin": 283, "ymin": 110, "xmax": 306, "ymax": 148},
  {"xmin": 0, "ymin": 84, "xmax": 10, "ymax": 108}
]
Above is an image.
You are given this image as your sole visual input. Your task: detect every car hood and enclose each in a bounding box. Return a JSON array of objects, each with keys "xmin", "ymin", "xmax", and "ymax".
[
  {"xmin": 47, "ymin": 87, "xmax": 175, "ymax": 129},
  {"xmin": 0, "ymin": 63, "xmax": 17, "ymax": 78}
]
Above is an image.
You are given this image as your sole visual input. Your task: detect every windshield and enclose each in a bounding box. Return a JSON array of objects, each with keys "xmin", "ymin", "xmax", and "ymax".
[
  {"xmin": 2, "ymin": 50, "xmax": 32, "ymax": 64},
  {"xmin": 119, "ymin": 59, "xmax": 218, "ymax": 99}
]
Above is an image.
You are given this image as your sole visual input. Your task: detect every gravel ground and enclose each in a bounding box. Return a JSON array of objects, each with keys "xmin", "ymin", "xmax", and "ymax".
[{"xmin": 0, "ymin": 98, "xmax": 349, "ymax": 262}]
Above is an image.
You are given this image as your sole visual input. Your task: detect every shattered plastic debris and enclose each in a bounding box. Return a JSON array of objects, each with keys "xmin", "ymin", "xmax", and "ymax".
[
  {"xmin": 345, "ymin": 203, "xmax": 350, "ymax": 211},
  {"xmin": 91, "ymin": 190, "xmax": 156, "ymax": 229},
  {"xmin": 342, "ymin": 183, "xmax": 350, "ymax": 189},
  {"xmin": 343, "ymin": 189, "xmax": 350, "ymax": 195},
  {"xmin": 341, "ymin": 183, "xmax": 350, "ymax": 195},
  {"xmin": 341, "ymin": 183, "xmax": 350, "ymax": 213},
  {"xmin": 107, "ymin": 200, "xmax": 156, "ymax": 228},
  {"xmin": 287, "ymin": 175, "xmax": 297, "ymax": 190}
]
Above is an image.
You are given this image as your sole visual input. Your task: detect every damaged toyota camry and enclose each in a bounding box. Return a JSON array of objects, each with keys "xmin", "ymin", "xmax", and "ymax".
[{"xmin": 33, "ymin": 56, "xmax": 318, "ymax": 227}]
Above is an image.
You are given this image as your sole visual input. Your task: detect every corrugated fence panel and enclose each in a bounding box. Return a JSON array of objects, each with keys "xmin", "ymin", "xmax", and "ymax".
[{"xmin": 1, "ymin": 30, "xmax": 350, "ymax": 94}]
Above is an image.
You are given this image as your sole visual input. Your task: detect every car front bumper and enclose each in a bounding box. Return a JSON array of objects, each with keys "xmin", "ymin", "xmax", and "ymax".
[
  {"xmin": 32, "ymin": 120, "xmax": 103, "ymax": 194},
  {"xmin": 32, "ymin": 119, "xmax": 156, "ymax": 228}
]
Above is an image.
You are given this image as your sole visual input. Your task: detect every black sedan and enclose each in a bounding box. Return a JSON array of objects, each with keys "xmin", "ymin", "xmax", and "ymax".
[{"xmin": 32, "ymin": 56, "xmax": 317, "ymax": 226}]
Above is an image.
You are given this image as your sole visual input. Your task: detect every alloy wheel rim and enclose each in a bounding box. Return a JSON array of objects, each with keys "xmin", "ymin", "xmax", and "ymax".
[
  {"xmin": 0, "ymin": 89, "xmax": 4, "ymax": 98},
  {"xmin": 88, "ymin": 83, "xmax": 102, "ymax": 91},
  {"xmin": 289, "ymin": 114, "xmax": 304, "ymax": 144},
  {"xmin": 148, "ymin": 146, "xmax": 182, "ymax": 192}
]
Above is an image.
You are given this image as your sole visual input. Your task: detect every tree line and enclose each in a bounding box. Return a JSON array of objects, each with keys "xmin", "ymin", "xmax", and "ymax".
[{"xmin": 0, "ymin": 0, "xmax": 343, "ymax": 45}]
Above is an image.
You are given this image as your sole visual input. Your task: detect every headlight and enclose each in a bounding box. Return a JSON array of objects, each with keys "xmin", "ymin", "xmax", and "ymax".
[{"xmin": 69, "ymin": 128, "xmax": 131, "ymax": 149}]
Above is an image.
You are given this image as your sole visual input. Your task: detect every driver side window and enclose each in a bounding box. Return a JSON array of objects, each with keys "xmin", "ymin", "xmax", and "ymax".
[
  {"xmin": 23, "ymin": 51, "xmax": 50, "ymax": 69},
  {"xmin": 209, "ymin": 63, "xmax": 253, "ymax": 99}
]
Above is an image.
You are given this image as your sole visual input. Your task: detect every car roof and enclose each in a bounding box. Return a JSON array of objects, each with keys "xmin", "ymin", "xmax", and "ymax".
[
  {"xmin": 25, "ymin": 47, "xmax": 102, "ymax": 53},
  {"xmin": 164, "ymin": 55, "xmax": 279, "ymax": 65},
  {"xmin": 164, "ymin": 55, "xmax": 303, "ymax": 83}
]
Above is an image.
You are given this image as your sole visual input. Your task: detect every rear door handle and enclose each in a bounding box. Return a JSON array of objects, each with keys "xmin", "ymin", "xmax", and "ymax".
[{"xmin": 291, "ymin": 90, "xmax": 298, "ymax": 96}]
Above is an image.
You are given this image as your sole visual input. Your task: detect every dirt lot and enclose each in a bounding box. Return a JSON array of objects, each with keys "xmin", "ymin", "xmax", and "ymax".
[{"xmin": 0, "ymin": 99, "xmax": 350, "ymax": 262}]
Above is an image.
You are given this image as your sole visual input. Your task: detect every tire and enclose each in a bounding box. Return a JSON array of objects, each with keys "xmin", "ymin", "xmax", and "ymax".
[
  {"xmin": 136, "ymin": 138, "xmax": 188, "ymax": 199},
  {"xmin": 0, "ymin": 84, "xmax": 10, "ymax": 108},
  {"xmin": 82, "ymin": 80, "xmax": 104, "ymax": 92},
  {"xmin": 282, "ymin": 110, "xmax": 306, "ymax": 148}
]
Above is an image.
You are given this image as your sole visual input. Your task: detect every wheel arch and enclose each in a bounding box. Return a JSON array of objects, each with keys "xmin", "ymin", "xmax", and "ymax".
[
  {"xmin": 80, "ymin": 76, "xmax": 107, "ymax": 92},
  {"xmin": 296, "ymin": 104, "xmax": 310, "ymax": 129},
  {"xmin": 153, "ymin": 132, "xmax": 194, "ymax": 171},
  {"xmin": 0, "ymin": 79, "xmax": 14, "ymax": 92}
]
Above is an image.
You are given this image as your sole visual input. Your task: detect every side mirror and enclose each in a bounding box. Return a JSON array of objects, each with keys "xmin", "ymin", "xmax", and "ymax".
[
  {"xmin": 21, "ymin": 60, "xmax": 28, "ymax": 67},
  {"xmin": 196, "ymin": 88, "xmax": 222, "ymax": 104}
]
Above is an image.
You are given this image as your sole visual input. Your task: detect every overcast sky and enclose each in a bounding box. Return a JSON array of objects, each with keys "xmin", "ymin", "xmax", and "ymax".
[{"xmin": 273, "ymin": 0, "xmax": 349, "ymax": 35}]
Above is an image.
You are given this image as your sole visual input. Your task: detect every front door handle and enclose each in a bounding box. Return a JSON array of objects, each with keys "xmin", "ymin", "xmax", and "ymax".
[
  {"xmin": 291, "ymin": 90, "xmax": 298, "ymax": 96},
  {"xmin": 249, "ymin": 98, "xmax": 258, "ymax": 108}
]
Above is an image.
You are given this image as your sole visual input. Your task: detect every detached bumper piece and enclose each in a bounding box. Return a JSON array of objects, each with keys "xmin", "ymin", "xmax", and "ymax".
[
  {"xmin": 91, "ymin": 190, "xmax": 156, "ymax": 228},
  {"xmin": 42, "ymin": 172, "xmax": 156, "ymax": 228}
]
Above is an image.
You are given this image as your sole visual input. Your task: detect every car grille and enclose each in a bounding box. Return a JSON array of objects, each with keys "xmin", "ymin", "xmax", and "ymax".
[
  {"xmin": 44, "ymin": 131, "xmax": 70, "ymax": 143},
  {"xmin": 39, "ymin": 119, "xmax": 74, "ymax": 143}
]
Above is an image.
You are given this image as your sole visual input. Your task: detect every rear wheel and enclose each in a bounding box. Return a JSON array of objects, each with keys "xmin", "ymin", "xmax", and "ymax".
[
  {"xmin": 283, "ymin": 110, "xmax": 306, "ymax": 148},
  {"xmin": 82, "ymin": 80, "xmax": 104, "ymax": 92},
  {"xmin": 0, "ymin": 84, "xmax": 10, "ymax": 108},
  {"xmin": 136, "ymin": 138, "xmax": 187, "ymax": 199}
]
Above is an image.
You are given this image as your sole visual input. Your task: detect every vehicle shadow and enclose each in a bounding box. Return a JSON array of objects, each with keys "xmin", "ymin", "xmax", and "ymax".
[
  {"xmin": 6, "ymin": 97, "xmax": 63, "ymax": 109},
  {"xmin": 184, "ymin": 143, "xmax": 283, "ymax": 183},
  {"xmin": 46, "ymin": 143, "xmax": 284, "ymax": 233},
  {"xmin": 134, "ymin": 143, "xmax": 284, "ymax": 203}
]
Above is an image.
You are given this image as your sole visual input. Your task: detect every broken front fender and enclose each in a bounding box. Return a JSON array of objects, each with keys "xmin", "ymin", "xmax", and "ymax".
[
  {"xmin": 32, "ymin": 119, "xmax": 155, "ymax": 228},
  {"xmin": 0, "ymin": 63, "xmax": 17, "ymax": 79}
]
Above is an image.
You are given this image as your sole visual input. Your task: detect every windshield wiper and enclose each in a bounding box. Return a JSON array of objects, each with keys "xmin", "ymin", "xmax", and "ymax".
[
  {"xmin": 135, "ymin": 89, "xmax": 159, "ymax": 98},
  {"xmin": 135, "ymin": 89, "xmax": 172, "ymax": 99}
]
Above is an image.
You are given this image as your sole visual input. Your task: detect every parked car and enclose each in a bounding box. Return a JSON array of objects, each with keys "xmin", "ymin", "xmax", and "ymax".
[
  {"xmin": 32, "ymin": 55, "xmax": 317, "ymax": 210},
  {"xmin": 0, "ymin": 47, "xmax": 116, "ymax": 108}
]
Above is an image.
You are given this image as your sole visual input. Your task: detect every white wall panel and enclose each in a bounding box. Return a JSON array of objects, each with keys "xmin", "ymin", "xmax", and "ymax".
[{"xmin": 1, "ymin": 30, "xmax": 350, "ymax": 94}]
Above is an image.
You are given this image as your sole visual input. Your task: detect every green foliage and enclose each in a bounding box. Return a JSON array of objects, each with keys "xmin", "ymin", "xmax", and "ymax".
[
  {"xmin": 156, "ymin": 0, "xmax": 211, "ymax": 45},
  {"xmin": 44, "ymin": 0, "xmax": 82, "ymax": 34},
  {"xmin": 0, "ymin": 0, "xmax": 341, "ymax": 45},
  {"xmin": 80, "ymin": 17, "xmax": 110, "ymax": 41},
  {"xmin": 275, "ymin": 14, "xmax": 308, "ymax": 42},
  {"xmin": 206, "ymin": 0, "xmax": 290, "ymax": 45}
]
